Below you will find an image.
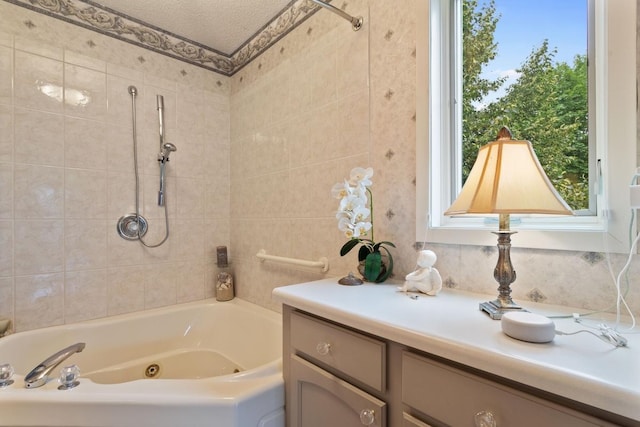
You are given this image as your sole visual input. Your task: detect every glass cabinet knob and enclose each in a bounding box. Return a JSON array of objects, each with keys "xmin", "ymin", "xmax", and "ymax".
[
  {"xmin": 359, "ymin": 408, "xmax": 375, "ymax": 425},
  {"xmin": 316, "ymin": 342, "xmax": 331, "ymax": 356},
  {"xmin": 475, "ymin": 410, "xmax": 497, "ymax": 427},
  {"xmin": 0, "ymin": 363, "xmax": 14, "ymax": 387},
  {"xmin": 58, "ymin": 364, "xmax": 80, "ymax": 390}
]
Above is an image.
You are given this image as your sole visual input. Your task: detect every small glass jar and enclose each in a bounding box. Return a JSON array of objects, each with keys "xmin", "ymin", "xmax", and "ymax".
[
  {"xmin": 215, "ymin": 246, "xmax": 234, "ymax": 301},
  {"xmin": 216, "ymin": 271, "xmax": 234, "ymax": 301}
]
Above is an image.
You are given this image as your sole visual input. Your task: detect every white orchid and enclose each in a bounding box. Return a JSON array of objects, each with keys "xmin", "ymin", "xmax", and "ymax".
[
  {"xmin": 331, "ymin": 180, "xmax": 351, "ymax": 199},
  {"xmin": 332, "ymin": 167, "xmax": 395, "ymax": 283},
  {"xmin": 337, "ymin": 216, "xmax": 355, "ymax": 238},
  {"xmin": 349, "ymin": 167, "xmax": 373, "ymax": 187},
  {"xmin": 353, "ymin": 221, "xmax": 372, "ymax": 237},
  {"xmin": 338, "ymin": 194, "xmax": 366, "ymax": 213},
  {"xmin": 352, "ymin": 205, "xmax": 371, "ymax": 223}
]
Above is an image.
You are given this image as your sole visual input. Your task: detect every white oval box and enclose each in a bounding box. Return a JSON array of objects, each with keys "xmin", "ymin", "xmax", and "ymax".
[{"xmin": 501, "ymin": 311, "xmax": 556, "ymax": 343}]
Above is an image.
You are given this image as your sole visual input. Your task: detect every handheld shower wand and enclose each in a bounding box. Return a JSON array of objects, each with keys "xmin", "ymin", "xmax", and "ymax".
[
  {"xmin": 157, "ymin": 95, "xmax": 165, "ymax": 149},
  {"xmin": 158, "ymin": 143, "xmax": 177, "ymax": 207},
  {"xmin": 155, "ymin": 95, "xmax": 177, "ymax": 207},
  {"xmin": 161, "ymin": 142, "xmax": 177, "ymax": 159}
]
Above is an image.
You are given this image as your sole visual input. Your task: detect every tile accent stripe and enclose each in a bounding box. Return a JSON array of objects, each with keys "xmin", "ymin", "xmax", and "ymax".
[{"xmin": 4, "ymin": 0, "xmax": 319, "ymax": 76}]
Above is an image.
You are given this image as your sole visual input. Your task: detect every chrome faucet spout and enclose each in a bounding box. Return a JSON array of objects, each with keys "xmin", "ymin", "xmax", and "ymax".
[{"xmin": 24, "ymin": 342, "xmax": 85, "ymax": 388}]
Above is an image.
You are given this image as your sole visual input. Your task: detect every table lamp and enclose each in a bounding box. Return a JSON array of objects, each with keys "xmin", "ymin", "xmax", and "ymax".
[{"xmin": 444, "ymin": 127, "xmax": 572, "ymax": 319}]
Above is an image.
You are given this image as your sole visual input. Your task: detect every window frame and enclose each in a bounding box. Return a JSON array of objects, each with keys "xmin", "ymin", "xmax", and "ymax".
[{"xmin": 416, "ymin": 0, "xmax": 637, "ymax": 253}]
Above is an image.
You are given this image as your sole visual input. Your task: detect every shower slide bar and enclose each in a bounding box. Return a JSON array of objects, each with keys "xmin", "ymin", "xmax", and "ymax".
[
  {"xmin": 310, "ymin": 0, "xmax": 363, "ymax": 31},
  {"xmin": 256, "ymin": 249, "xmax": 329, "ymax": 272}
]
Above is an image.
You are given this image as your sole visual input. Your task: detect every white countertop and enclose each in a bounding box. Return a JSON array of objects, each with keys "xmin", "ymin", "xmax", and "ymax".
[{"xmin": 272, "ymin": 278, "xmax": 640, "ymax": 422}]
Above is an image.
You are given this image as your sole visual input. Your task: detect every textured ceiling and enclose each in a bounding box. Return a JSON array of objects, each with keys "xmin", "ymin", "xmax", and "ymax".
[{"xmin": 94, "ymin": 0, "xmax": 294, "ymax": 55}]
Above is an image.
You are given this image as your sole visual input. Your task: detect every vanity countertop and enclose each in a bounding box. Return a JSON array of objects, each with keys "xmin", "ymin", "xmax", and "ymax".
[{"xmin": 272, "ymin": 278, "xmax": 640, "ymax": 422}]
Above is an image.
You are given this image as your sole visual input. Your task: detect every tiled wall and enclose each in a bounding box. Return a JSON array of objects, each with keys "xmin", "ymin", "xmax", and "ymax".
[
  {"xmin": 229, "ymin": 0, "xmax": 429, "ymax": 311},
  {"xmin": 230, "ymin": 0, "xmax": 639, "ymax": 318},
  {"xmin": 0, "ymin": 2, "xmax": 231, "ymax": 332}
]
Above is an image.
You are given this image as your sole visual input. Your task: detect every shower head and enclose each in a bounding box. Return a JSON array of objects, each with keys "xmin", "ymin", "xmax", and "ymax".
[{"xmin": 161, "ymin": 142, "xmax": 177, "ymax": 159}]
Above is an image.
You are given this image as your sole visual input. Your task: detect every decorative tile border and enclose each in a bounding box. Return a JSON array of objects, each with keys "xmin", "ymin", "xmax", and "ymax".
[{"xmin": 4, "ymin": 0, "xmax": 319, "ymax": 76}]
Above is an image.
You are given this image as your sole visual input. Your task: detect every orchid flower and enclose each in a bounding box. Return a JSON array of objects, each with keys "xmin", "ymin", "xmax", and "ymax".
[
  {"xmin": 353, "ymin": 221, "xmax": 372, "ymax": 237},
  {"xmin": 352, "ymin": 205, "xmax": 371, "ymax": 223},
  {"xmin": 349, "ymin": 167, "xmax": 373, "ymax": 187},
  {"xmin": 331, "ymin": 180, "xmax": 351, "ymax": 199},
  {"xmin": 339, "ymin": 194, "xmax": 366, "ymax": 213},
  {"xmin": 332, "ymin": 166, "xmax": 395, "ymax": 283}
]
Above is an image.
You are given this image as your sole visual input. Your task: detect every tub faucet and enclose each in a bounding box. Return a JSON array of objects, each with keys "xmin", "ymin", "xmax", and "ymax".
[{"xmin": 24, "ymin": 342, "xmax": 85, "ymax": 388}]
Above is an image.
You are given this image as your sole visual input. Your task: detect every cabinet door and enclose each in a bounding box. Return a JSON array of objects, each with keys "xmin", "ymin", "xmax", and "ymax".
[{"xmin": 290, "ymin": 355, "xmax": 386, "ymax": 427}]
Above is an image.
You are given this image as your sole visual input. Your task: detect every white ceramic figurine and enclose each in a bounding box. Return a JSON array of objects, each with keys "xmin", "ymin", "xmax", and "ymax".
[{"xmin": 399, "ymin": 250, "xmax": 442, "ymax": 296}]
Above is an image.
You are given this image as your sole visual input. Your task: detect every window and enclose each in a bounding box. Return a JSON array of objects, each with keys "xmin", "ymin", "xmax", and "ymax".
[{"xmin": 416, "ymin": 0, "xmax": 636, "ymax": 253}]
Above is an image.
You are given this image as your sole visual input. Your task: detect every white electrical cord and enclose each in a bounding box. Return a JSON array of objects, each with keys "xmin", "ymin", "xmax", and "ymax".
[
  {"xmin": 547, "ymin": 170, "xmax": 639, "ymax": 344},
  {"xmin": 599, "ymin": 171, "xmax": 636, "ymax": 331},
  {"xmin": 553, "ymin": 314, "xmax": 628, "ymax": 347},
  {"xmin": 555, "ymin": 327, "xmax": 628, "ymax": 348},
  {"xmin": 605, "ymin": 170, "xmax": 640, "ymax": 331}
]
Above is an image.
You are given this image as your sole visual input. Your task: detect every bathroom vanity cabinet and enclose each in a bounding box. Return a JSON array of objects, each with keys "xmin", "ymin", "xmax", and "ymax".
[
  {"xmin": 284, "ymin": 306, "xmax": 618, "ymax": 426},
  {"xmin": 274, "ymin": 279, "xmax": 640, "ymax": 427}
]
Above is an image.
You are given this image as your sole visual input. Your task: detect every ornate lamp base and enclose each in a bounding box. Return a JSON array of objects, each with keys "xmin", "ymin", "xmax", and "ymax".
[{"xmin": 481, "ymin": 225, "xmax": 527, "ymax": 320}]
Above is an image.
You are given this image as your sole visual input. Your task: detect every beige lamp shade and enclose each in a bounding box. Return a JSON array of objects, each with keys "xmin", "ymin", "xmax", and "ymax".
[{"xmin": 445, "ymin": 128, "xmax": 572, "ymax": 216}]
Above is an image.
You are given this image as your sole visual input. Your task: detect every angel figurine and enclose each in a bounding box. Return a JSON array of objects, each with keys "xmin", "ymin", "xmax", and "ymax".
[{"xmin": 398, "ymin": 250, "xmax": 442, "ymax": 296}]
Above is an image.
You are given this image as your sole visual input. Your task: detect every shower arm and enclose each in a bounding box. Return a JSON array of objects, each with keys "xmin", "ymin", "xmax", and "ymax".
[{"xmin": 309, "ymin": 0, "xmax": 363, "ymax": 31}]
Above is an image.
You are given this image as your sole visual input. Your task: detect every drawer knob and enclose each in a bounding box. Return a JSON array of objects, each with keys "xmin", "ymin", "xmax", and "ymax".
[
  {"xmin": 359, "ymin": 408, "xmax": 376, "ymax": 425},
  {"xmin": 474, "ymin": 410, "xmax": 497, "ymax": 427},
  {"xmin": 316, "ymin": 342, "xmax": 331, "ymax": 356}
]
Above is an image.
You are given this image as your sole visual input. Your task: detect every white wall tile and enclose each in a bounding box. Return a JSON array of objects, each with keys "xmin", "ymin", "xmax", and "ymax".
[
  {"xmin": 0, "ymin": 163, "xmax": 12, "ymax": 219},
  {"xmin": 14, "ymin": 220, "xmax": 64, "ymax": 275},
  {"xmin": 0, "ymin": 221, "xmax": 13, "ymax": 277},
  {"xmin": 64, "ymin": 64, "xmax": 107, "ymax": 120},
  {"xmin": 64, "ymin": 117, "xmax": 108, "ymax": 170},
  {"xmin": 0, "ymin": 277, "xmax": 13, "ymax": 322},
  {"xmin": 14, "ymin": 108, "xmax": 64, "ymax": 166},
  {"xmin": 14, "ymin": 272, "xmax": 64, "ymax": 331},
  {"xmin": 0, "ymin": 105, "xmax": 12, "ymax": 163},
  {"xmin": 107, "ymin": 265, "xmax": 145, "ymax": 316},
  {"xmin": 65, "ymin": 220, "xmax": 107, "ymax": 271},
  {"xmin": 14, "ymin": 51, "xmax": 64, "ymax": 113},
  {"xmin": 14, "ymin": 164, "xmax": 64, "ymax": 218},
  {"xmin": 64, "ymin": 269, "xmax": 107, "ymax": 323},
  {"xmin": 65, "ymin": 168, "xmax": 107, "ymax": 219},
  {"xmin": 0, "ymin": 46, "xmax": 12, "ymax": 105}
]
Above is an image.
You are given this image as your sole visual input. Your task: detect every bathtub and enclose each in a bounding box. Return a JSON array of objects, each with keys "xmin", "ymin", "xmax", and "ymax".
[{"xmin": 0, "ymin": 298, "xmax": 284, "ymax": 427}]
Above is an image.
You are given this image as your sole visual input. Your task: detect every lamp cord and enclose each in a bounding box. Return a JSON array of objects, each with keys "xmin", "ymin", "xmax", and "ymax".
[{"xmin": 549, "ymin": 170, "xmax": 639, "ymax": 336}]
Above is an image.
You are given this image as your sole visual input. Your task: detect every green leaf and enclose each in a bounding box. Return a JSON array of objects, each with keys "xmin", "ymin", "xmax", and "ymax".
[
  {"xmin": 373, "ymin": 241, "xmax": 396, "ymax": 251},
  {"xmin": 357, "ymin": 245, "xmax": 372, "ymax": 262},
  {"xmin": 340, "ymin": 239, "xmax": 361, "ymax": 256},
  {"xmin": 364, "ymin": 251, "xmax": 382, "ymax": 282},
  {"xmin": 377, "ymin": 246, "xmax": 394, "ymax": 282}
]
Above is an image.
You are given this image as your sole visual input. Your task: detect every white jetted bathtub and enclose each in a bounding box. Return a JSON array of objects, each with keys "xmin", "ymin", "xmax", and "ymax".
[{"xmin": 0, "ymin": 298, "xmax": 284, "ymax": 427}]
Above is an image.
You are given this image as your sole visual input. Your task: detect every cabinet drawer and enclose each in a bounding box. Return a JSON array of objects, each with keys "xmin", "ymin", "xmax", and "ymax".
[
  {"xmin": 290, "ymin": 311, "xmax": 386, "ymax": 392},
  {"xmin": 402, "ymin": 352, "xmax": 611, "ymax": 427}
]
